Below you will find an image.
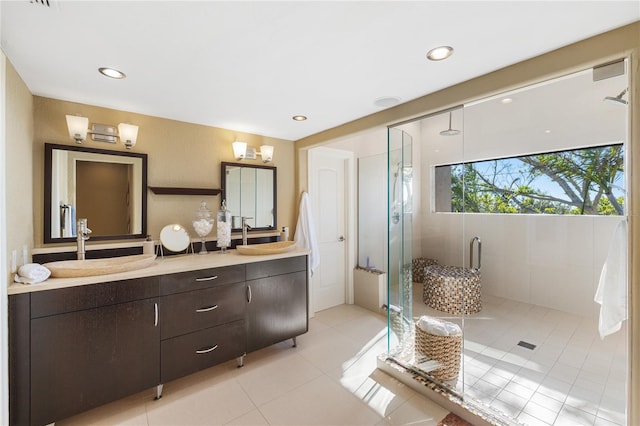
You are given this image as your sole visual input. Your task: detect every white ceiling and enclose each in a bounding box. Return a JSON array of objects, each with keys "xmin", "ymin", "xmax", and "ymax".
[{"xmin": 1, "ymin": 1, "xmax": 638, "ymax": 141}]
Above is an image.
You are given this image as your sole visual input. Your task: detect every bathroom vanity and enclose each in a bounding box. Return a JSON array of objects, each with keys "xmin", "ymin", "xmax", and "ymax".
[{"xmin": 8, "ymin": 250, "xmax": 309, "ymax": 426}]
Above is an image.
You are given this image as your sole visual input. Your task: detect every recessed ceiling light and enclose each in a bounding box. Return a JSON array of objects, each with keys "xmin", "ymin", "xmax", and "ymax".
[
  {"xmin": 374, "ymin": 96, "xmax": 401, "ymax": 108},
  {"xmin": 501, "ymin": 98, "xmax": 513, "ymax": 104},
  {"xmin": 98, "ymin": 67, "xmax": 126, "ymax": 79},
  {"xmin": 426, "ymin": 46, "xmax": 453, "ymax": 61},
  {"xmin": 292, "ymin": 115, "xmax": 307, "ymax": 121},
  {"xmin": 545, "ymin": 129, "xmax": 552, "ymax": 134}
]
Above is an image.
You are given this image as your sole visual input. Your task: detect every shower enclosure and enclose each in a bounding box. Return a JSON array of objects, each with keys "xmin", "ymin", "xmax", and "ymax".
[
  {"xmin": 387, "ymin": 128, "xmax": 414, "ymax": 359},
  {"xmin": 385, "ymin": 61, "xmax": 630, "ymax": 425}
]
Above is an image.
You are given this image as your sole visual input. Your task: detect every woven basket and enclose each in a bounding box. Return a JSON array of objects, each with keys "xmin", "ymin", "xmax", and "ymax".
[
  {"xmin": 389, "ymin": 307, "xmax": 403, "ymax": 338},
  {"xmin": 414, "ymin": 323, "xmax": 462, "ymax": 381}
]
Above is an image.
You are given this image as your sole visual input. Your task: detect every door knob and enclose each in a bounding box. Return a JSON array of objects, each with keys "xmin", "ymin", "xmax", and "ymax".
[{"xmin": 338, "ymin": 236, "xmax": 345, "ymax": 242}]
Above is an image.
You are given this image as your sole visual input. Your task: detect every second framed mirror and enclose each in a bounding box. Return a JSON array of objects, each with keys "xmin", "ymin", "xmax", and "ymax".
[{"xmin": 221, "ymin": 162, "xmax": 276, "ymax": 231}]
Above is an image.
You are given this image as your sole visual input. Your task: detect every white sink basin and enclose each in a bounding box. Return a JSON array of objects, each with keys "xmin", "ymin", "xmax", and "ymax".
[
  {"xmin": 44, "ymin": 254, "xmax": 157, "ymax": 278},
  {"xmin": 236, "ymin": 241, "xmax": 297, "ymax": 255}
]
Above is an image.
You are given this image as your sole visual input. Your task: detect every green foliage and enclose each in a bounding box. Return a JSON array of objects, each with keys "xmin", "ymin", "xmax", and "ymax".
[{"xmin": 449, "ymin": 144, "xmax": 624, "ymax": 216}]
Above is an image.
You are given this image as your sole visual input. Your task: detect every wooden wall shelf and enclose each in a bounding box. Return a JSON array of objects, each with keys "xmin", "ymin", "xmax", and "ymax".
[{"xmin": 148, "ymin": 187, "xmax": 221, "ymax": 196}]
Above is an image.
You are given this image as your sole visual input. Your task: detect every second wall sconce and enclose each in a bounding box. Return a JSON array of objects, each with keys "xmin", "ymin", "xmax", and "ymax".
[
  {"xmin": 66, "ymin": 114, "xmax": 139, "ymax": 149},
  {"xmin": 232, "ymin": 141, "xmax": 274, "ymax": 163}
]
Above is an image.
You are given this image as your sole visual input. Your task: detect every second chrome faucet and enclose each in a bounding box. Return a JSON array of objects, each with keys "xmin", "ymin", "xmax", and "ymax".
[{"xmin": 241, "ymin": 217, "xmax": 253, "ymax": 246}]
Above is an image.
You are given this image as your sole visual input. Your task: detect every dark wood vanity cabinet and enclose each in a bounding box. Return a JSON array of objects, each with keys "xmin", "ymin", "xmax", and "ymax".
[
  {"xmin": 9, "ymin": 256, "xmax": 308, "ymax": 426},
  {"xmin": 246, "ymin": 256, "xmax": 308, "ymax": 352},
  {"xmin": 11, "ymin": 277, "xmax": 160, "ymax": 426},
  {"xmin": 159, "ymin": 265, "xmax": 247, "ymax": 382}
]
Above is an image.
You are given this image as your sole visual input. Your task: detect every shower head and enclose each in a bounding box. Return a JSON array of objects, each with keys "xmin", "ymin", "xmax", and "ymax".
[
  {"xmin": 603, "ymin": 88, "xmax": 628, "ymax": 105},
  {"xmin": 440, "ymin": 111, "xmax": 461, "ymax": 136}
]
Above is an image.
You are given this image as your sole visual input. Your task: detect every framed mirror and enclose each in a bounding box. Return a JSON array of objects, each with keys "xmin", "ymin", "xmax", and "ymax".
[
  {"xmin": 44, "ymin": 143, "xmax": 148, "ymax": 243},
  {"xmin": 221, "ymin": 162, "xmax": 276, "ymax": 231}
]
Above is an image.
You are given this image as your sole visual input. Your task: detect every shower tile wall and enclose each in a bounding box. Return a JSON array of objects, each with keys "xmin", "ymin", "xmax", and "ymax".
[{"xmin": 420, "ymin": 213, "xmax": 623, "ymax": 318}]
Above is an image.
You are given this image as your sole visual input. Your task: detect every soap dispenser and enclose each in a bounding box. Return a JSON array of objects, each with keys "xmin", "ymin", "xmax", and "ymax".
[{"xmin": 143, "ymin": 235, "xmax": 155, "ymax": 255}]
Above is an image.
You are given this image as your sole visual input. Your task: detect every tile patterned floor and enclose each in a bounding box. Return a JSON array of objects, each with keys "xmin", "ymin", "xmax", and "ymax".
[
  {"xmin": 412, "ymin": 285, "xmax": 628, "ymax": 426},
  {"xmin": 54, "ymin": 290, "xmax": 625, "ymax": 426},
  {"xmin": 57, "ymin": 304, "xmax": 454, "ymax": 426}
]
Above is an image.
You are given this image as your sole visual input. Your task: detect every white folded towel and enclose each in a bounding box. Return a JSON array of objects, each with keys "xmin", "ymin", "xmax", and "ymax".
[
  {"xmin": 14, "ymin": 263, "xmax": 51, "ymax": 284},
  {"xmin": 417, "ymin": 316, "xmax": 461, "ymax": 336}
]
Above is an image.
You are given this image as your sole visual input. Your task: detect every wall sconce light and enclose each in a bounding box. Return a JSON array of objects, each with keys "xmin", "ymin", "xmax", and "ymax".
[
  {"xmin": 232, "ymin": 141, "xmax": 247, "ymax": 160},
  {"xmin": 65, "ymin": 114, "xmax": 139, "ymax": 149},
  {"xmin": 260, "ymin": 145, "xmax": 274, "ymax": 163},
  {"xmin": 232, "ymin": 141, "xmax": 274, "ymax": 163}
]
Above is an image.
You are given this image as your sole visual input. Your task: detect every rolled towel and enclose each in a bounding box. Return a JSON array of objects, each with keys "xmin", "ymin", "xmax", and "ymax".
[
  {"xmin": 443, "ymin": 321, "xmax": 462, "ymax": 336},
  {"xmin": 416, "ymin": 316, "xmax": 462, "ymax": 337},
  {"xmin": 417, "ymin": 316, "xmax": 447, "ymax": 336},
  {"xmin": 14, "ymin": 263, "xmax": 51, "ymax": 284}
]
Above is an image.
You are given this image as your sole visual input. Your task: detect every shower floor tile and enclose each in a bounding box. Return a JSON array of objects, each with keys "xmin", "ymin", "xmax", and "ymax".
[{"xmin": 412, "ymin": 283, "xmax": 627, "ymax": 426}]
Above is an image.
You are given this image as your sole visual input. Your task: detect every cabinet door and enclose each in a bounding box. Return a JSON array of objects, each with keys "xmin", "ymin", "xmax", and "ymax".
[
  {"xmin": 30, "ymin": 298, "xmax": 159, "ymax": 425},
  {"xmin": 246, "ymin": 271, "xmax": 308, "ymax": 353}
]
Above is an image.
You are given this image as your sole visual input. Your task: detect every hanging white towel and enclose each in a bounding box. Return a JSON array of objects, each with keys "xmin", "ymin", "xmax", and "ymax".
[
  {"xmin": 594, "ymin": 219, "xmax": 627, "ymax": 339},
  {"xmin": 294, "ymin": 192, "xmax": 320, "ymax": 275}
]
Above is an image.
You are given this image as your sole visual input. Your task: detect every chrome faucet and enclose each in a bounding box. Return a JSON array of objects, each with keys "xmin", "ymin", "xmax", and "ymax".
[
  {"xmin": 77, "ymin": 218, "xmax": 92, "ymax": 260},
  {"xmin": 241, "ymin": 217, "xmax": 253, "ymax": 246}
]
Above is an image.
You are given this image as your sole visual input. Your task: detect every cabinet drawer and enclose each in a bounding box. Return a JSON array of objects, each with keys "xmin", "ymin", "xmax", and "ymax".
[
  {"xmin": 246, "ymin": 255, "xmax": 307, "ymax": 280},
  {"xmin": 161, "ymin": 320, "xmax": 245, "ymax": 383},
  {"xmin": 159, "ymin": 264, "xmax": 245, "ymax": 295},
  {"xmin": 160, "ymin": 282, "xmax": 246, "ymax": 339},
  {"xmin": 31, "ymin": 276, "xmax": 159, "ymax": 318}
]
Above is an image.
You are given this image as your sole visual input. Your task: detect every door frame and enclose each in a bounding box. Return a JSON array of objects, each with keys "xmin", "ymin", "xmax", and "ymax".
[{"xmin": 307, "ymin": 146, "xmax": 356, "ymax": 315}]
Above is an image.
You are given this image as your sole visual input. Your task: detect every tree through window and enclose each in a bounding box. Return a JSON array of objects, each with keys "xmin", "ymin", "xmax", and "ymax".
[{"xmin": 435, "ymin": 143, "xmax": 624, "ymax": 215}]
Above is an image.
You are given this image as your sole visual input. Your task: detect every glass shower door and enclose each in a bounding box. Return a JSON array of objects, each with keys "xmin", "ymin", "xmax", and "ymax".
[{"xmin": 386, "ymin": 128, "xmax": 413, "ymax": 362}]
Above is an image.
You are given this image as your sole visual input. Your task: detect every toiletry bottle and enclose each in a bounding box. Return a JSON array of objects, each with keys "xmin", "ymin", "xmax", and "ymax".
[
  {"xmin": 143, "ymin": 235, "xmax": 155, "ymax": 255},
  {"xmin": 280, "ymin": 226, "xmax": 289, "ymax": 241}
]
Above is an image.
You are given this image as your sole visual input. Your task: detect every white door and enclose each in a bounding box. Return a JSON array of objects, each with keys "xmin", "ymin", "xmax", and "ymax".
[{"xmin": 308, "ymin": 148, "xmax": 351, "ymax": 312}]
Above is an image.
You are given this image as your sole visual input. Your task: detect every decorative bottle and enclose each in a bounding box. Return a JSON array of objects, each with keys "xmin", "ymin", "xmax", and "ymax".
[
  {"xmin": 193, "ymin": 201, "xmax": 213, "ymax": 255},
  {"xmin": 217, "ymin": 200, "xmax": 232, "ymax": 253}
]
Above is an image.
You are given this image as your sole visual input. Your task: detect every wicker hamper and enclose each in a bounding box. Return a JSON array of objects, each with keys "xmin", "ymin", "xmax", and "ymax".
[
  {"xmin": 387, "ymin": 305, "xmax": 404, "ymax": 338},
  {"xmin": 414, "ymin": 321, "xmax": 462, "ymax": 381}
]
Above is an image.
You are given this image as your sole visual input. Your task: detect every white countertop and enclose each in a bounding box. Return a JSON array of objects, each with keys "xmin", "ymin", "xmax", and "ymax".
[{"xmin": 8, "ymin": 248, "xmax": 309, "ymax": 295}]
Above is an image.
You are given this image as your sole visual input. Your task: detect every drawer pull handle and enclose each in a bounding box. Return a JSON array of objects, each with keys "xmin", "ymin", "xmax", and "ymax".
[
  {"xmin": 196, "ymin": 305, "xmax": 218, "ymax": 313},
  {"xmin": 196, "ymin": 344, "xmax": 218, "ymax": 354},
  {"xmin": 247, "ymin": 285, "xmax": 252, "ymax": 303},
  {"xmin": 154, "ymin": 303, "xmax": 158, "ymax": 327},
  {"xmin": 195, "ymin": 275, "xmax": 218, "ymax": 282}
]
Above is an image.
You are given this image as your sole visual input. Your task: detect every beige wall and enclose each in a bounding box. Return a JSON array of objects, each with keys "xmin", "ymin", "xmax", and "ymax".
[
  {"xmin": 294, "ymin": 21, "xmax": 640, "ymax": 425},
  {"xmin": 5, "ymin": 60, "xmax": 33, "ymax": 266},
  {"xmin": 32, "ymin": 97, "xmax": 296, "ymax": 247}
]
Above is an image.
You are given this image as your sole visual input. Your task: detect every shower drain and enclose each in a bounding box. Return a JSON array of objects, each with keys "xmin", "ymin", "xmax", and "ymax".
[{"xmin": 517, "ymin": 340, "xmax": 537, "ymax": 350}]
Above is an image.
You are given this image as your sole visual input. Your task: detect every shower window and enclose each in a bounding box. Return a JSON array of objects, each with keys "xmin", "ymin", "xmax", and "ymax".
[{"xmin": 435, "ymin": 143, "xmax": 625, "ymax": 215}]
